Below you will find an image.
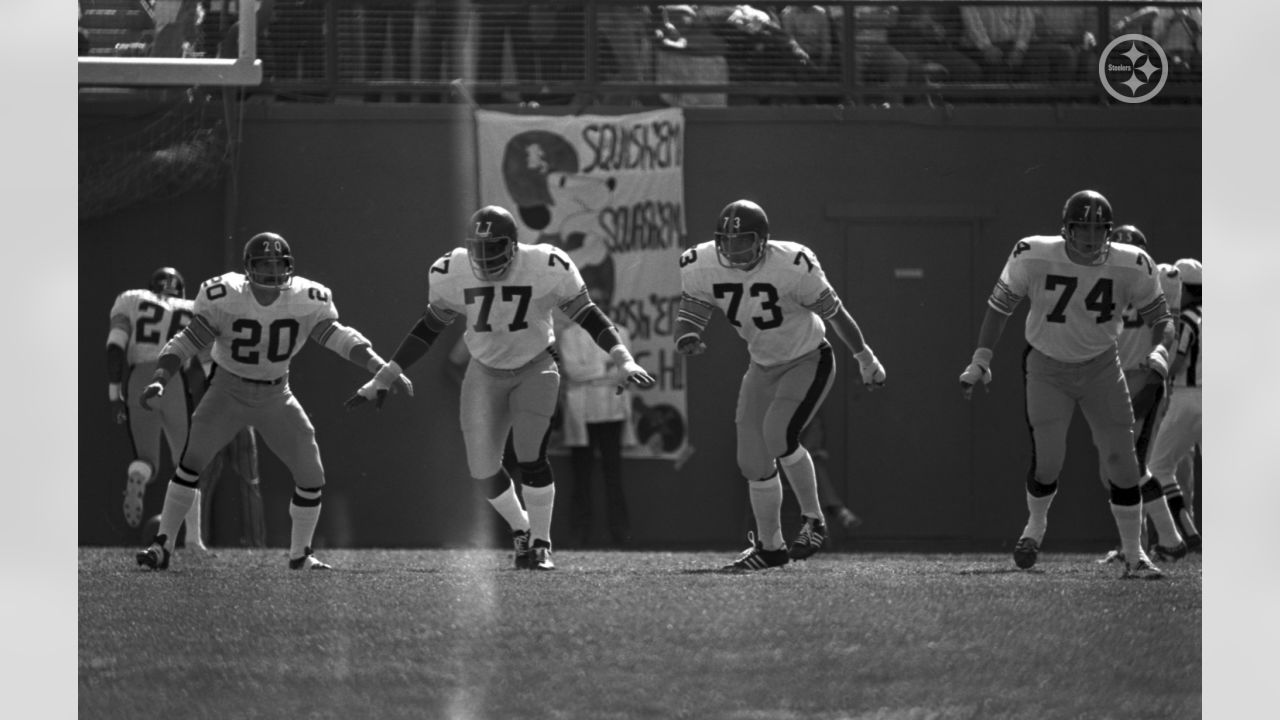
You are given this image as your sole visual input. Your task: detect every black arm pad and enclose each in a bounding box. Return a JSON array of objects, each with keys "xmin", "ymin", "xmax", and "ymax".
[
  {"xmin": 389, "ymin": 316, "xmax": 439, "ymax": 371},
  {"xmin": 106, "ymin": 344, "xmax": 126, "ymax": 384},
  {"xmin": 575, "ymin": 302, "xmax": 623, "ymax": 353}
]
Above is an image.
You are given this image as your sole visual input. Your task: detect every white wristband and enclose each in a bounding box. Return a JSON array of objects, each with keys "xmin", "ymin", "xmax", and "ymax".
[
  {"xmin": 108, "ymin": 383, "xmax": 123, "ymax": 402},
  {"xmin": 374, "ymin": 360, "xmax": 403, "ymax": 385},
  {"xmin": 854, "ymin": 346, "xmax": 878, "ymax": 368}
]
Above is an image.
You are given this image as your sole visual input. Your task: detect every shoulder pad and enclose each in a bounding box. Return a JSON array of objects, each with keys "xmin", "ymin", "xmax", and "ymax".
[
  {"xmin": 678, "ymin": 241, "xmax": 716, "ymax": 270},
  {"xmin": 294, "ymin": 277, "xmax": 333, "ymax": 304}
]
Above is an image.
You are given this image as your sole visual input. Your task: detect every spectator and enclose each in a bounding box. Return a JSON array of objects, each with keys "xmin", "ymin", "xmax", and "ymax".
[
  {"xmin": 779, "ymin": 4, "xmax": 838, "ymax": 103},
  {"xmin": 888, "ymin": 4, "xmax": 981, "ymax": 88},
  {"xmin": 1032, "ymin": 0, "xmax": 1098, "ymax": 84},
  {"xmin": 598, "ymin": 5, "xmax": 660, "ymax": 106},
  {"xmin": 555, "ymin": 297, "xmax": 635, "ymax": 548},
  {"xmin": 1114, "ymin": 5, "xmax": 1201, "ymax": 81},
  {"xmin": 847, "ymin": 4, "xmax": 909, "ymax": 105},
  {"xmin": 709, "ymin": 4, "xmax": 811, "ymax": 106},
  {"xmin": 419, "ymin": 0, "xmax": 463, "ymax": 102},
  {"xmin": 151, "ymin": 0, "xmax": 204, "ymax": 58},
  {"xmin": 361, "ymin": 1, "xmax": 416, "ymax": 102},
  {"xmin": 473, "ymin": 1, "xmax": 537, "ymax": 104},
  {"xmin": 654, "ymin": 4, "xmax": 729, "ymax": 107},
  {"xmin": 959, "ymin": 3, "xmax": 1036, "ymax": 83}
]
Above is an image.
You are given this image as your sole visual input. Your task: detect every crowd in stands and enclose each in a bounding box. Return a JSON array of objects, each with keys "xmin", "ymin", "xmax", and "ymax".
[{"xmin": 79, "ymin": 1, "xmax": 1202, "ymax": 105}]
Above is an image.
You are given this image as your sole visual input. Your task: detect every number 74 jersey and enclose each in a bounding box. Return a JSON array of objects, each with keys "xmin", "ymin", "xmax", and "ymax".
[
  {"xmin": 679, "ymin": 239, "xmax": 842, "ymax": 367},
  {"xmin": 990, "ymin": 235, "xmax": 1167, "ymax": 363}
]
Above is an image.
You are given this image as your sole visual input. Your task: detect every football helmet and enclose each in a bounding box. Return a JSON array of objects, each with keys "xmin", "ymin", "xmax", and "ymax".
[
  {"xmin": 1060, "ymin": 190, "xmax": 1113, "ymax": 265},
  {"xmin": 713, "ymin": 199, "xmax": 769, "ymax": 270},
  {"xmin": 243, "ymin": 232, "xmax": 294, "ymax": 289},
  {"xmin": 465, "ymin": 205, "xmax": 519, "ymax": 281},
  {"xmin": 1108, "ymin": 223, "xmax": 1147, "ymax": 249},
  {"xmin": 148, "ymin": 267, "xmax": 186, "ymax": 298}
]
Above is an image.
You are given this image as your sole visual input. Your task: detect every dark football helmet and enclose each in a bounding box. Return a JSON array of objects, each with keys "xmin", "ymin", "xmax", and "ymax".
[
  {"xmin": 243, "ymin": 232, "xmax": 294, "ymax": 289},
  {"xmin": 1060, "ymin": 190, "xmax": 1114, "ymax": 265},
  {"xmin": 148, "ymin": 266, "xmax": 186, "ymax": 298},
  {"xmin": 1108, "ymin": 223, "xmax": 1147, "ymax": 249},
  {"xmin": 713, "ymin": 199, "xmax": 769, "ymax": 270},
  {"xmin": 465, "ymin": 205, "xmax": 519, "ymax": 281}
]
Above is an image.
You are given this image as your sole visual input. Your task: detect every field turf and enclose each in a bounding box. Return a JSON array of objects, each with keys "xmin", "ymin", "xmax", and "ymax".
[{"xmin": 79, "ymin": 547, "xmax": 1201, "ymax": 719}]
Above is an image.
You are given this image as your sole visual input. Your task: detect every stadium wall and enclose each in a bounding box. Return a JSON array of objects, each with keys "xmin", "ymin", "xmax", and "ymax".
[{"xmin": 79, "ymin": 103, "xmax": 1201, "ymax": 551}]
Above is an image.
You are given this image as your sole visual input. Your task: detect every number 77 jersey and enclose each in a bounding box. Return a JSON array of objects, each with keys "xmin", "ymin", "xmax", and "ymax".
[
  {"xmin": 428, "ymin": 243, "xmax": 589, "ymax": 370},
  {"xmin": 679, "ymin": 239, "xmax": 842, "ymax": 367},
  {"xmin": 990, "ymin": 235, "xmax": 1167, "ymax": 362}
]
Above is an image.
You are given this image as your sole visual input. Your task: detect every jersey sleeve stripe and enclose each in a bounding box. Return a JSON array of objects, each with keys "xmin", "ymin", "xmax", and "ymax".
[
  {"xmin": 680, "ymin": 292, "xmax": 715, "ymax": 312},
  {"xmin": 560, "ymin": 287, "xmax": 592, "ymax": 321},
  {"xmin": 987, "ymin": 279, "xmax": 1021, "ymax": 315},
  {"xmin": 802, "ymin": 289, "xmax": 842, "ymax": 319},
  {"xmin": 1137, "ymin": 296, "xmax": 1172, "ymax": 326}
]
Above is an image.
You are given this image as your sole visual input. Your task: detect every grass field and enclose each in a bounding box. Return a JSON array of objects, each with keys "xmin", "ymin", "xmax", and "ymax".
[{"xmin": 78, "ymin": 547, "xmax": 1201, "ymax": 720}]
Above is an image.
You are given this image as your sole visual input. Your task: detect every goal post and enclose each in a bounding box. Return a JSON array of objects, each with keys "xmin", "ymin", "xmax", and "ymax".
[{"xmin": 79, "ymin": 3, "xmax": 261, "ymax": 87}]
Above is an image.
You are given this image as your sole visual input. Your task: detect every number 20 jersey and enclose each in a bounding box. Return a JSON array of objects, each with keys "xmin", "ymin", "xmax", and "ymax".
[
  {"xmin": 680, "ymin": 239, "xmax": 842, "ymax": 367},
  {"xmin": 194, "ymin": 272, "xmax": 338, "ymax": 381},
  {"xmin": 990, "ymin": 236, "xmax": 1166, "ymax": 363},
  {"xmin": 429, "ymin": 243, "xmax": 588, "ymax": 370}
]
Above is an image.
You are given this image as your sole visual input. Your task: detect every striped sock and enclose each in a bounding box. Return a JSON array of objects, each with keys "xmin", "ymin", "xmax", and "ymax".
[{"xmin": 289, "ymin": 487, "xmax": 323, "ymax": 559}]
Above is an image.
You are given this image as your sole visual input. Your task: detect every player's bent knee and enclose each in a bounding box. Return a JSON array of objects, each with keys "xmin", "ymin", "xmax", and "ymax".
[
  {"xmin": 292, "ymin": 486, "xmax": 323, "ymax": 507},
  {"xmin": 518, "ymin": 459, "xmax": 553, "ymax": 488}
]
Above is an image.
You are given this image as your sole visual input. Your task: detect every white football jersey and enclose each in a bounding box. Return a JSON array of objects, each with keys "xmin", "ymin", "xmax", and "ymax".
[
  {"xmin": 193, "ymin": 272, "xmax": 338, "ymax": 381},
  {"xmin": 680, "ymin": 239, "xmax": 841, "ymax": 367},
  {"xmin": 989, "ymin": 236, "xmax": 1167, "ymax": 363},
  {"xmin": 108, "ymin": 289, "xmax": 195, "ymax": 366},
  {"xmin": 1115, "ymin": 261, "xmax": 1183, "ymax": 370},
  {"xmin": 429, "ymin": 243, "xmax": 587, "ymax": 370}
]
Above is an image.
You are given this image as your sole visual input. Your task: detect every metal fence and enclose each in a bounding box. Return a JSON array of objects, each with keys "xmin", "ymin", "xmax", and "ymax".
[{"xmin": 79, "ymin": 1, "xmax": 1202, "ymax": 105}]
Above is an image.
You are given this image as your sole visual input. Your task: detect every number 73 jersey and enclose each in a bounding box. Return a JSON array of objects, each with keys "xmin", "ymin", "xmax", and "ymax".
[
  {"xmin": 990, "ymin": 235, "xmax": 1167, "ymax": 363},
  {"xmin": 680, "ymin": 239, "xmax": 842, "ymax": 367}
]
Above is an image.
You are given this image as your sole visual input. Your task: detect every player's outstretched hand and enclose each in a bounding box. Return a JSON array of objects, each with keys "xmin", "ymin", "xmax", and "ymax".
[
  {"xmin": 854, "ymin": 346, "xmax": 886, "ymax": 390},
  {"xmin": 616, "ymin": 359, "xmax": 656, "ymax": 395},
  {"xmin": 111, "ymin": 398, "xmax": 129, "ymax": 424},
  {"xmin": 138, "ymin": 382, "xmax": 164, "ymax": 411},
  {"xmin": 959, "ymin": 348, "xmax": 993, "ymax": 400},
  {"xmin": 345, "ymin": 362, "xmax": 411, "ymax": 411},
  {"xmin": 675, "ymin": 333, "xmax": 707, "ymax": 356}
]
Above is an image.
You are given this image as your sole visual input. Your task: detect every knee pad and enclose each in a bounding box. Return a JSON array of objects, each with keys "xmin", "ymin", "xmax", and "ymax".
[
  {"xmin": 518, "ymin": 459, "xmax": 553, "ymax": 488},
  {"xmin": 291, "ymin": 486, "xmax": 323, "ymax": 507},
  {"xmin": 127, "ymin": 460, "xmax": 153, "ymax": 485},
  {"xmin": 1109, "ymin": 481, "xmax": 1141, "ymax": 506},
  {"xmin": 1139, "ymin": 476, "xmax": 1164, "ymax": 503},
  {"xmin": 1026, "ymin": 476, "xmax": 1057, "ymax": 498}
]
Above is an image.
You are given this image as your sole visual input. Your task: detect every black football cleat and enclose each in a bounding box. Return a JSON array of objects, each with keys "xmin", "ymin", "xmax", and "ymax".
[
  {"xmin": 1013, "ymin": 536, "xmax": 1040, "ymax": 570},
  {"xmin": 136, "ymin": 534, "xmax": 171, "ymax": 571},
  {"xmin": 288, "ymin": 547, "xmax": 332, "ymax": 570},
  {"xmin": 724, "ymin": 532, "xmax": 789, "ymax": 572}
]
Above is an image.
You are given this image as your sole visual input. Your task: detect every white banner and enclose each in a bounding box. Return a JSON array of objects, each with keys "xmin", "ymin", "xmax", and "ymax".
[{"xmin": 476, "ymin": 108, "xmax": 690, "ymax": 461}]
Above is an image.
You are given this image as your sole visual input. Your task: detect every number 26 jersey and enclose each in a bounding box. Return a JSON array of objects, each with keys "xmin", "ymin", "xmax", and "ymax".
[
  {"xmin": 989, "ymin": 236, "xmax": 1166, "ymax": 363},
  {"xmin": 680, "ymin": 239, "xmax": 842, "ymax": 367}
]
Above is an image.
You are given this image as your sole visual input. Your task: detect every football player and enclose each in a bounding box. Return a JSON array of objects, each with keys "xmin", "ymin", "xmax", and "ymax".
[
  {"xmin": 1097, "ymin": 224, "xmax": 1188, "ymax": 564},
  {"xmin": 674, "ymin": 199, "xmax": 886, "ymax": 571},
  {"xmin": 1144, "ymin": 258, "xmax": 1202, "ymax": 552},
  {"xmin": 347, "ymin": 205, "xmax": 655, "ymax": 571},
  {"xmin": 958, "ymin": 190, "xmax": 1176, "ymax": 578},
  {"xmin": 106, "ymin": 267, "xmax": 206, "ymax": 547},
  {"xmin": 134, "ymin": 233, "xmax": 411, "ymax": 570}
]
